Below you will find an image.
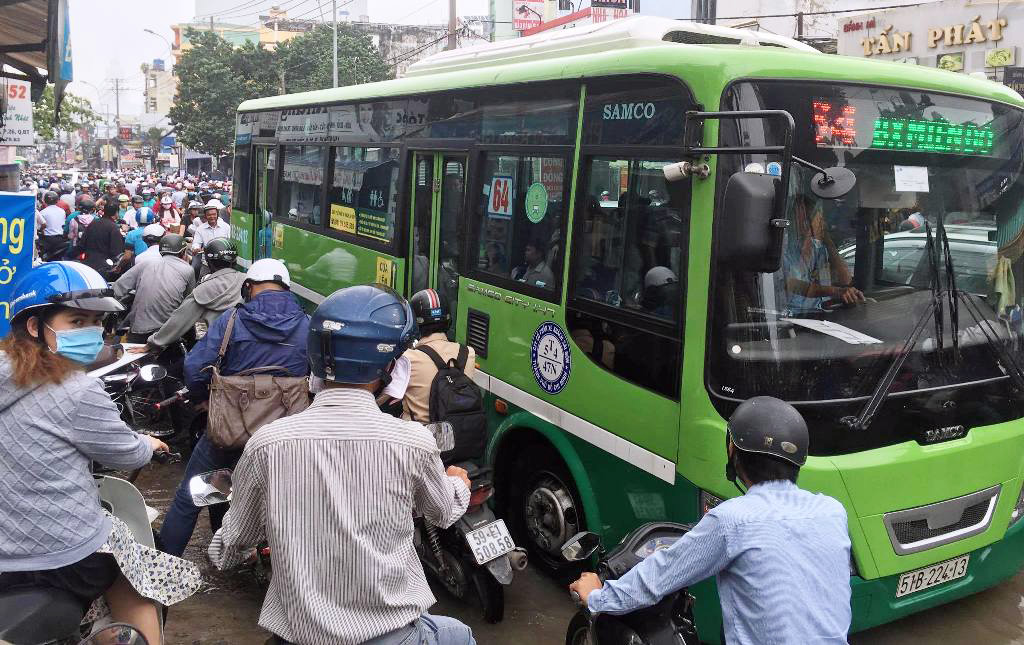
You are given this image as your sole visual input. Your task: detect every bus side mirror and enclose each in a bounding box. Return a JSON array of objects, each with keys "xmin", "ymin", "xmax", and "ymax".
[{"xmin": 718, "ymin": 172, "xmax": 786, "ymax": 273}]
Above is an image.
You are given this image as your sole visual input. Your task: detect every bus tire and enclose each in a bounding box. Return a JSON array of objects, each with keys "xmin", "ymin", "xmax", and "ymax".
[{"xmin": 507, "ymin": 445, "xmax": 585, "ymax": 582}]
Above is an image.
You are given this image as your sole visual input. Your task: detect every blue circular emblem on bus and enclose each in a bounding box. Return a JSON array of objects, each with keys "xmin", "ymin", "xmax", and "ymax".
[{"xmin": 531, "ymin": 322, "xmax": 571, "ymax": 394}]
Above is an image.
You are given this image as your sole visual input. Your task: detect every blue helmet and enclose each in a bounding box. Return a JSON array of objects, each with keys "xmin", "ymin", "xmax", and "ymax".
[
  {"xmin": 8, "ymin": 261, "xmax": 123, "ymax": 323},
  {"xmin": 135, "ymin": 206, "xmax": 155, "ymax": 225},
  {"xmin": 308, "ymin": 284, "xmax": 419, "ymax": 384}
]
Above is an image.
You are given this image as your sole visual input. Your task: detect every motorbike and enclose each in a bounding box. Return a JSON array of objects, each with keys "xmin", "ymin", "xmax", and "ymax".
[
  {"xmin": 415, "ymin": 422, "xmax": 527, "ymax": 624},
  {"xmin": 0, "ymin": 452, "xmax": 179, "ymax": 645},
  {"xmin": 186, "ymin": 423, "xmax": 527, "ymax": 622},
  {"xmin": 562, "ymin": 523, "xmax": 701, "ymax": 645},
  {"xmin": 89, "ymin": 343, "xmax": 199, "ymax": 460}
]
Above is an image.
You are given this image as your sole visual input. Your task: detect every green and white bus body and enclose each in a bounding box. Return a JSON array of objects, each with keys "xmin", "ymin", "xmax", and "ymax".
[{"xmin": 230, "ymin": 17, "xmax": 1024, "ymax": 641}]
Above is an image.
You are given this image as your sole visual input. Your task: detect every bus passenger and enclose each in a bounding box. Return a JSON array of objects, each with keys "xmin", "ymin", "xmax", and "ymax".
[
  {"xmin": 570, "ymin": 397, "xmax": 852, "ymax": 645},
  {"xmin": 511, "ymin": 238, "xmax": 555, "ymax": 288},
  {"xmin": 784, "ymin": 194, "xmax": 863, "ymax": 313}
]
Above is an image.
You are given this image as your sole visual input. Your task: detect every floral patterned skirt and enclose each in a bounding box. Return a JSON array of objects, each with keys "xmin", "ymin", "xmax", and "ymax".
[{"xmin": 83, "ymin": 513, "xmax": 203, "ymax": 621}]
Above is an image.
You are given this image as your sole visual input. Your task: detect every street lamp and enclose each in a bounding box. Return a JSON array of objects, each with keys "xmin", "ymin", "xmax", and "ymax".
[{"xmin": 143, "ymin": 29, "xmax": 173, "ymax": 54}]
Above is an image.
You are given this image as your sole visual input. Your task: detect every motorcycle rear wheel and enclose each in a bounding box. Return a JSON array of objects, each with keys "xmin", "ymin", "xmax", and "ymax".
[
  {"xmin": 471, "ymin": 568, "xmax": 504, "ymax": 624},
  {"xmin": 565, "ymin": 610, "xmax": 590, "ymax": 645}
]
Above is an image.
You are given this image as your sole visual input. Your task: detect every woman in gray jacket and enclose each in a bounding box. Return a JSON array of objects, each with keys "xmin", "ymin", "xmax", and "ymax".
[{"xmin": 0, "ymin": 262, "xmax": 198, "ymax": 644}]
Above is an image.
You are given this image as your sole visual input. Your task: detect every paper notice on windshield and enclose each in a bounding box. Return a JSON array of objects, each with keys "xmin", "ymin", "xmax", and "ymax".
[
  {"xmin": 894, "ymin": 165, "xmax": 929, "ymax": 192},
  {"xmin": 781, "ymin": 319, "xmax": 883, "ymax": 345}
]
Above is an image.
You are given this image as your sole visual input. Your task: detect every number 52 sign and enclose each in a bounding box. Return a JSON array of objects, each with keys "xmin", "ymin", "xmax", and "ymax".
[
  {"xmin": 487, "ymin": 175, "xmax": 514, "ymax": 218},
  {"xmin": 0, "ymin": 193, "xmax": 36, "ymax": 337}
]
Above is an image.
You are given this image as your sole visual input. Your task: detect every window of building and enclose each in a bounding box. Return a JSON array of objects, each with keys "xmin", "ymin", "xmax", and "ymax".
[
  {"xmin": 280, "ymin": 145, "xmax": 325, "ymax": 227},
  {"xmin": 471, "ymin": 152, "xmax": 570, "ymax": 295},
  {"xmin": 567, "ymin": 157, "xmax": 690, "ymax": 398},
  {"xmin": 326, "ymin": 146, "xmax": 400, "ymax": 244}
]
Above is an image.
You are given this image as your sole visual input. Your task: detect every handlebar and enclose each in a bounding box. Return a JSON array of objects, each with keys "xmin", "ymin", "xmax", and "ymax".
[
  {"xmin": 155, "ymin": 387, "xmax": 189, "ymax": 410},
  {"xmin": 152, "ymin": 451, "xmax": 182, "ymax": 465}
]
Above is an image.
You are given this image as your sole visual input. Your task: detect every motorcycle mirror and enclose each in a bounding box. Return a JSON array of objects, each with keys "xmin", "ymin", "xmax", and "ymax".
[
  {"xmin": 188, "ymin": 469, "xmax": 233, "ymax": 507},
  {"xmin": 426, "ymin": 422, "xmax": 455, "ymax": 453},
  {"xmin": 77, "ymin": 623, "xmax": 149, "ymax": 645},
  {"xmin": 561, "ymin": 531, "xmax": 602, "ymax": 562},
  {"xmin": 138, "ymin": 364, "xmax": 167, "ymax": 382}
]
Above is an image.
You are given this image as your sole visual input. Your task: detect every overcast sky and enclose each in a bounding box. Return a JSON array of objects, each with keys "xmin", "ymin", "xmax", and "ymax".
[{"xmin": 67, "ymin": 0, "xmax": 489, "ymax": 122}]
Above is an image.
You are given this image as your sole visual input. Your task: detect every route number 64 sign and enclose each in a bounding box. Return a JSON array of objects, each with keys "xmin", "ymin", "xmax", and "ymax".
[{"xmin": 487, "ymin": 175, "xmax": 513, "ymax": 218}]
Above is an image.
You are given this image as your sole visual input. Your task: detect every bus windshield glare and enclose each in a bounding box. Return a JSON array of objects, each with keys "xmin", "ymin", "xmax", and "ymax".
[{"xmin": 710, "ymin": 81, "xmax": 1024, "ymax": 455}]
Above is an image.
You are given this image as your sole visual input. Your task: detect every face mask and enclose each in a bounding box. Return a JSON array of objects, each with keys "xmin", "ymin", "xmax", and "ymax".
[{"xmin": 46, "ymin": 324, "xmax": 105, "ymax": 365}]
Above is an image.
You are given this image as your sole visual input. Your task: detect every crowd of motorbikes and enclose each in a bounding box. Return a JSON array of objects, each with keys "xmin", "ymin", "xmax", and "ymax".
[{"xmin": 0, "ymin": 298, "xmax": 693, "ymax": 645}]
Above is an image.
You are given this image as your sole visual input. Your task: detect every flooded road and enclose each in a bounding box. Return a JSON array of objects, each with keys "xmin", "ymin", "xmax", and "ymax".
[{"xmin": 137, "ymin": 465, "xmax": 1024, "ymax": 643}]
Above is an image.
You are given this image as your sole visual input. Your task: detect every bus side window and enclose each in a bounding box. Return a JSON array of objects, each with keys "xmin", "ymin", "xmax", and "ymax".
[
  {"xmin": 472, "ymin": 152, "xmax": 570, "ymax": 296},
  {"xmin": 566, "ymin": 158, "xmax": 689, "ymax": 399},
  {"xmin": 280, "ymin": 145, "xmax": 325, "ymax": 227}
]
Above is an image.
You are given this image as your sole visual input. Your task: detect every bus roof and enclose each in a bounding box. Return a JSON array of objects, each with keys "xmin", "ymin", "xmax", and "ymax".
[{"xmin": 238, "ymin": 18, "xmax": 1024, "ymax": 113}]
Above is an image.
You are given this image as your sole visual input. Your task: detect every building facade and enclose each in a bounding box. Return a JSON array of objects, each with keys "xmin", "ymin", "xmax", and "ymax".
[
  {"xmin": 836, "ymin": 0, "xmax": 1024, "ymax": 85},
  {"xmin": 142, "ymin": 59, "xmax": 175, "ymax": 116}
]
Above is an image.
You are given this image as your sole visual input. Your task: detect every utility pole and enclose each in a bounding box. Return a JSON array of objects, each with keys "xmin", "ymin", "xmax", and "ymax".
[
  {"xmin": 797, "ymin": 11, "xmax": 804, "ymax": 40},
  {"xmin": 332, "ymin": 0, "xmax": 338, "ymax": 87},
  {"xmin": 447, "ymin": 0, "xmax": 457, "ymax": 50},
  {"xmin": 111, "ymin": 78, "xmax": 123, "ymax": 171}
]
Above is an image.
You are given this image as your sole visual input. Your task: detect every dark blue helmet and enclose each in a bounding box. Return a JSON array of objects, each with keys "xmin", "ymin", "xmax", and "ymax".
[{"xmin": 308, "ymin": 284, "xmax": 419, "ymax": 384}]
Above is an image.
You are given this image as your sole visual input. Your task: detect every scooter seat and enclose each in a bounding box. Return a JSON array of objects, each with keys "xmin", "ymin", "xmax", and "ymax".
[{"xmin": 0, "ymin": 587, "xmax": 83, "ymax": 642}]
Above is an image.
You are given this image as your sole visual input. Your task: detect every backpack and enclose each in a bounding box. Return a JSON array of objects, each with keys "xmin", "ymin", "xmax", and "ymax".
[{"xmin": 416, "ymin": 344, "xmax": 487, "ymax": 464}]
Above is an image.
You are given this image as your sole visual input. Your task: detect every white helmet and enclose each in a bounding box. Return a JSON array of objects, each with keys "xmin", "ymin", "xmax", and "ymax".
[
  {"xmin": 204, "ymin": 199, "xmax": 224, "ymax": 211},
  {"xmin": 245, "ymin": 258, "xmax": 290, "ymax": 288},
  {"xmin": 142, "ymin": 223, "xmax": 166, "ymax": 242},
  {"xmin": 644, "ymin": 266, "xmax": 678, "ymax": 288}
]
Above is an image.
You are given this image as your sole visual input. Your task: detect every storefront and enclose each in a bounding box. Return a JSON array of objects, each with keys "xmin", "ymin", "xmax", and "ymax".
[{"xmin": 836, "ymin": 0, "xmax": 1024, "ymax": 91}]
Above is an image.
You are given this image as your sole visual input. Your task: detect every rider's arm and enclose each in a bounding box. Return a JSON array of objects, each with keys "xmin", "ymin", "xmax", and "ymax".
[
  {"xmin": 148, "ymin": 292, "xmax": 203, "ymax": 350},
  {"xmin": 70, "ymin": 377, "xmax": 152, "ymax": 470},
  {"xmin": 112, "ymin": 262, "xmax": 142, "ymax": 298},
  {"xmin": 208, "ymin": 445, "xmax": 267, "ymax": 570},
  {"xmin": 588, "ymin": 513, "xmax": 730, "ymax": 615},
  {"xmin": 413, "ymin": 450, "xmax": 470, "ymax": 529}
]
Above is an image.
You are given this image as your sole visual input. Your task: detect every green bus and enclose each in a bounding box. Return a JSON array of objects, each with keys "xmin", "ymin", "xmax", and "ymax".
[{"xmin": 230, "ymin": 16, "xmax": 1024, "ymax": 641}]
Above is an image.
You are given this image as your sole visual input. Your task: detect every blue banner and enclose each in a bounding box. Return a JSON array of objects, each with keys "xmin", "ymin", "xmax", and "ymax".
[{"xmin": 0, "ymin": 193, "xmax": 37, "ymax": 337}]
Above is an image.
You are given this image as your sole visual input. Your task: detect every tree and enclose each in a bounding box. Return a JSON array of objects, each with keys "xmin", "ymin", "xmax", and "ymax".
[
  {"xmin": 274, "ymin": 24, "xmax": 394, "ymax": 94},
  {"xmin": 32, "ymin": 86, "xmax": 100, "ymax": 141},
  {"xmin": 169, "ymin": 29, "xmax": 276, "ymax": 158}
]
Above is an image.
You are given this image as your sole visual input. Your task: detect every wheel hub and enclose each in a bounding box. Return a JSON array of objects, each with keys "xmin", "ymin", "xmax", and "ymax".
[{"xmin": 524, "ymin": 475, "xmax": 578, "ymax": 555}]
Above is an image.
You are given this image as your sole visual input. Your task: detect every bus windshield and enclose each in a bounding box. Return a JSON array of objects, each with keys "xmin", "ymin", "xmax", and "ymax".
[{"xmin": 710, "ymin": 81, "xmax": 1024, "ymax": 454}]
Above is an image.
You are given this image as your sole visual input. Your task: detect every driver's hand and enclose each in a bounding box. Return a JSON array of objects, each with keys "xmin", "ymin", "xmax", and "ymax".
[
  {"xmin": 838, "ymin": 286, "xmax": 865, "ymax": 304},
  {"xmin": 127, "ymin": 345, "xmax": 151, "ymax": 354},
  {"xmin": 569, "ymin": 572, "xmax": 603, "ymax": 607},
  {"xmin": 147, "ymin": 436, "xmax": 170, "ymax": 454},
  {"xmin": 446, "ymin": 466, "xmax": 470, "ymax": 490}
]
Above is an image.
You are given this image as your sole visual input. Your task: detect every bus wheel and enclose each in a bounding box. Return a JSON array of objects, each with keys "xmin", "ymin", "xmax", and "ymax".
[{"xmin": 508, "ymin": 447, "xmax": 583, "ymax": 579}]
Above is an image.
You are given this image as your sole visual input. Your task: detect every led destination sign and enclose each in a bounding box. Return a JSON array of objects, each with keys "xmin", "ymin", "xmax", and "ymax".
[
  {"xmin": 812, "ymin": 97, "xmax": 999, "ymax": 156},
  {"xmin": 871, "ymin": 117, "xmax": 994, "ymax": 155}
]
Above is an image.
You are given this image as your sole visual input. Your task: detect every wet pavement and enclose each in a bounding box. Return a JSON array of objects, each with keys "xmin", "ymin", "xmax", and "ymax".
[{"xmin": 136, "ymin": 464, "xmax": 1024, "ymax": 644}]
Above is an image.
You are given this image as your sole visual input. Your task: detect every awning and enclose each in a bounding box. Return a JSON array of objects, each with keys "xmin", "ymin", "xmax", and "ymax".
[{"xmin": 0, "ymin": 0, "xmax": 72, "ymax": 109}]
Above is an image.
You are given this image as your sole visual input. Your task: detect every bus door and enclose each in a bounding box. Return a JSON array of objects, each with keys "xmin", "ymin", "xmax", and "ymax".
[
  {"xmin": 253, "ymin": 145, "xmax": 277, "ymax": 260},
  {"xmin": 408, "ymin": 151, "xmax": 467, "ymax": 337}
]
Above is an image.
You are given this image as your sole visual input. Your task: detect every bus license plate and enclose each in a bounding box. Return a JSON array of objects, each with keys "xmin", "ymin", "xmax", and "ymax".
[
  {"xmin": 895, "ymin": 554, "xmax": 969, "ymax": 598},
  {"xmin": 465, "ymin": 519, "xmax": 515, "ymax": 565}
]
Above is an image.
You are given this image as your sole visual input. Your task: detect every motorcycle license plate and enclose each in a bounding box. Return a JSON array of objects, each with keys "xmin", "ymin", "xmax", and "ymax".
[{"xmin": 465, "ymin": 519, "xmax": 515, "ymax": 565}]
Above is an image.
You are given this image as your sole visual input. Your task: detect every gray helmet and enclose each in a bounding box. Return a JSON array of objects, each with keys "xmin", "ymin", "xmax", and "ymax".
[
  {"xmin": 727, "ymin": 396, "xmax": 809, "ymax": 467},
  {"xmin": 158, "ymin": 233, "xmax": 186, "ymax": 256}
]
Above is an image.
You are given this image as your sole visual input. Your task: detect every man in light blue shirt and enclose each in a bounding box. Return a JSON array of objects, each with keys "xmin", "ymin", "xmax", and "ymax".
[{"xmin": 570, "ymin": 397, "xmax": 852, "ymax": 644}]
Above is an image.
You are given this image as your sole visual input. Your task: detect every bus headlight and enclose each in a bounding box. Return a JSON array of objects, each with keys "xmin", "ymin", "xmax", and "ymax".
[
  {"xmin": 700, "ymin": 490, "xmax": 724, "ymax": 516},
  {"xmin": 1009, "ymin": 483, "xmax": 1024, "ymax": 528}
]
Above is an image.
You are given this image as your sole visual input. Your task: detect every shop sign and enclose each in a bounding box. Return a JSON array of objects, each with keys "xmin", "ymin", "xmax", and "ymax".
[
  {"xmin": 1005, "ymin": 66, "xmax": 1024, "ymax": 93},
  {"xmin": 860, "ymin": 16, "xmax": 1007, "ymax": 57}
]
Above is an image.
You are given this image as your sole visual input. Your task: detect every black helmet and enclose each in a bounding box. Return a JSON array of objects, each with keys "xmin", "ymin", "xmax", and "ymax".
[
  {"xmin": 159, "ymin": 233, "xmax": 186, "ymax": 256},
  {"xmin": 78, "ymin": 197, "xmax": 96, "ymax": 213},
  {"xmin": 410, "ymin": 288, "xmax": 451, "ymax": 334},
  {"xmin": 204, "ymin": 238, "xmax": 237, "ymax": 267},
  {"xmin": 43, "ymin": 191, "xmax": 59, "ymax": 205},
  {"xmin": 727, "ymin": 396, "xmax": 809, "ymax": 468}
]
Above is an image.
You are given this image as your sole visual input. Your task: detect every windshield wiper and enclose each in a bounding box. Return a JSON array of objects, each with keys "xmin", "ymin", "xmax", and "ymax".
[
  {"xmin": 842, "ymin": 222, "xmax": 945, "ymax": 432},
  {"xmin": 841, "ymin": 300, "xmax": 935, "ymax": 431}
]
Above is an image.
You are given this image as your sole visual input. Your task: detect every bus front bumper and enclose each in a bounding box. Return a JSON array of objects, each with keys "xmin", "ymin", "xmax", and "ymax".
[{"xmin": 851, "ymin": 517, "xmax": 1024, "ymax": 631}]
